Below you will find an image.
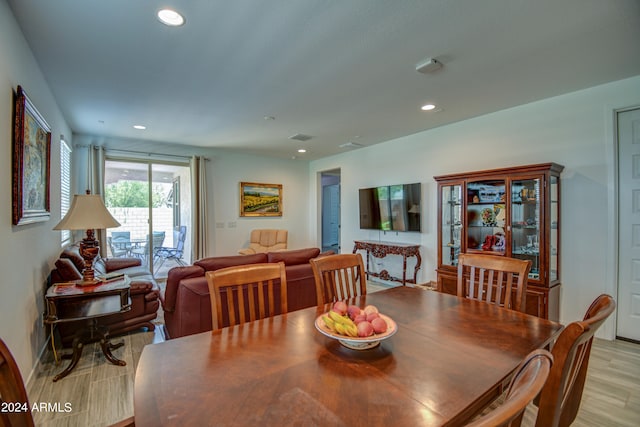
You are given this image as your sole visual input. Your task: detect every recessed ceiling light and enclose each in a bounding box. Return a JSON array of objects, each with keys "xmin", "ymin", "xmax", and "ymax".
[
  {"xmin": 157, "ymin": 9, "xmax": 185, "ymax": 26},
  {"xmin": 133, "ymin": 125, "xmax": 146, "ymax": 130},
  {"xmin": 297, "ymin": 149, "xmax": 307, "ymax": 153},
  {"xmin": 421, "ymin": 104, "xmax": 437, "ymax": 111}
]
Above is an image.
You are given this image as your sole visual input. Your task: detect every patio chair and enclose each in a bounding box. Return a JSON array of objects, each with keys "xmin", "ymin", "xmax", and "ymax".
[
  {"xmin": 131, "ymin": 231, "xmax": 165, "ymax": 262},
  {"xmin": 154, "ymin": 225, "xmax": 187, "ymax": 273},
  {"xmin": 108, "ymin": 231, "xmax": 131, "ymax": 257}
]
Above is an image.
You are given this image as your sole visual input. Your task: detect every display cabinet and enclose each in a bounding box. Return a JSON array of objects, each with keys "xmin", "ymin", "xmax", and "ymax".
[{"xmin": 435, "ymin": 163, "xmax": 563, "ymax": 320}]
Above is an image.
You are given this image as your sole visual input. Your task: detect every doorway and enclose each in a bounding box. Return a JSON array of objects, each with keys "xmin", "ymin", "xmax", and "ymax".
[
  {"xmin": 104, "ymin": 159, "xmax": 191, "ymax": 279},
  {"xmin": 321, "ymin": 169, "xmax": 341, "ymax": 253},
  {"xmin": 617, "ymin": 107, "xmax": 640, "ymax": 341}
]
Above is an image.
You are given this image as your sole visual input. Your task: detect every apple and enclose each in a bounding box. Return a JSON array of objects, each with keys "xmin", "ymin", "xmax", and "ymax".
[
  {"xmin": 353, "ymin": 314, "xmax": 367, "ymax": 324},
  {"xmin": 363, "ymin": 305, "xmax": 379, "ymax": 315},
  {"xmin": 366, "ymin": 312, "xmax": 380, "ymax": 322},
  {"xmin": 347, "ymin": 305, "xmax": 362, "ymax": 320},
  {"xmin": 371, "ymin": 317, "xmax": 388, "ymax": 334},
  {"xmin": 333, "ymin": 301, "xmax": 347, "ymax": 316},
  {"xmin": 357, "ymin": 321, "xmax": 374, "ymax": 337}
]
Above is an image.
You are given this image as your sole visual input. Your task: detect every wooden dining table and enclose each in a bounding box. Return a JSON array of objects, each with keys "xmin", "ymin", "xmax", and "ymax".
[{"xmin": 134, "ymin": 286, "xmax": 562, "ymax": 426}]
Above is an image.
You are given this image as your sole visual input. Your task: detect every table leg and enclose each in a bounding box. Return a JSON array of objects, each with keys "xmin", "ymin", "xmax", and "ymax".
[
  {"xmin": 53, "ymin": 337, "xmax": 84, "ymax": 382},
  {"xmin": 52, "ymin": 321, "xmax": 126, "ymax": 382},
  {"xmin": 100, "ymin": 331, "xmax": 126, "ymax": 366}
]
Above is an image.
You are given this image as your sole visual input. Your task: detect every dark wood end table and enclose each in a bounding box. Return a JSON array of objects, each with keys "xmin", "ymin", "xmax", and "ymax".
[{"xmin": 44, "ymin": 276, "xmax": 131, "ymax": 382}]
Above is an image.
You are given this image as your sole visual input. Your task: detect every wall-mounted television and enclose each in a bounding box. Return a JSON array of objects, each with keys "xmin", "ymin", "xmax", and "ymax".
[{"xmin": 359, "ymin": 183, "xmax": 421, "ymax": 232}]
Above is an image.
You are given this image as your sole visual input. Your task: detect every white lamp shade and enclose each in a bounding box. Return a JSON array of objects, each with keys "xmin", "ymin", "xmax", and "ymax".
[{"xmin": 53, "ymin": 194, "xmax": 121, "ymax": 231}]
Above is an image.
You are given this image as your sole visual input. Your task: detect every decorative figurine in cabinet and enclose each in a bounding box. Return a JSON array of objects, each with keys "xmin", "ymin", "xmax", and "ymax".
[{"xmin": 435, "ymin": 163, "xmax": 563, "ymax": 320}]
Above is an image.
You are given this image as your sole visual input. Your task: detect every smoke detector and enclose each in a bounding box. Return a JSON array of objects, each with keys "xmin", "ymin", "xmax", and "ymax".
[{"xmin": 416, "ymin": 58, "xmax": 442, "ymax": 74}]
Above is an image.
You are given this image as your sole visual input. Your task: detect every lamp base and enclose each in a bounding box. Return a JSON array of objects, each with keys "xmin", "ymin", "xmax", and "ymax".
[{"xmin": 75, "ymin": 278, "xmax": 102, "ymax": 287}]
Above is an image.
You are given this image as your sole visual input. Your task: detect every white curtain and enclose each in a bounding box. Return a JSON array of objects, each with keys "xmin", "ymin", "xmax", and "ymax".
[
  {"xmin": 191, "ymin": 156, "xmax": 208, "ymax": 260},
  {"xmin": 88, "ymin": 145, "xmax": 107, "ymax": 253}
]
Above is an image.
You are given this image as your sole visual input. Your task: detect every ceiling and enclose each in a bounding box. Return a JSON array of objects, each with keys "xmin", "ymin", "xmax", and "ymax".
[{"xmin": 7, "ymin": 0, "xmax": 640, "ymax": 161}]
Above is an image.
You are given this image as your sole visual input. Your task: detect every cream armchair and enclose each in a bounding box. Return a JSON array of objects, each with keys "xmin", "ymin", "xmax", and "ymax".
[{"xmin": 238, "ymin": 229, "xmax": 288, "ymax": 255}]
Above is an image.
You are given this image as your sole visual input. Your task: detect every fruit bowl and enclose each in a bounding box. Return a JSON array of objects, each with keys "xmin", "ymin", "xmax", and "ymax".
[{"xmin": 314, "ymin": 313, "xmax": 398, "ymax": 350}]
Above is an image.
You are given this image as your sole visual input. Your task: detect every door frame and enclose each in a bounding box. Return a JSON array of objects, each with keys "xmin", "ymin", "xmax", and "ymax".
[{"xmin": 613, "ymin": 105, "xmax": 640, "ymax": 341}]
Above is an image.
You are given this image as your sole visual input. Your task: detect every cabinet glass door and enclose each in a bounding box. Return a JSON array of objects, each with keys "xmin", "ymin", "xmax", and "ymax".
[
  {"xmin": 441, "ymin": 184, "xmax": 462, "ymax": 266},
  {"xmin": 549, "ymin": 176, "xmax": 559, "ymax": 281},
  {"xmin": 466, "ymin": 180, "xmax": 506, "ymax": 254},
  {"xmin": 511, "ymin": 177, "xmax": 541, "ymax": 280}
]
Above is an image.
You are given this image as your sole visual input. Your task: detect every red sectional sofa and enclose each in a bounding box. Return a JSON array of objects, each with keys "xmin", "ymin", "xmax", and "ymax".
[{"xmin": 161, "ymin": 247, "xmax": 330, "ymax": 339}]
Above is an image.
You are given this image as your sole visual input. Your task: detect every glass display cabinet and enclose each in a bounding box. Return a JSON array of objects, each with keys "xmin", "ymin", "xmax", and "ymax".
[{"xmin": 435, "ymin": 163, "xmax": 564, "ymax": 320}]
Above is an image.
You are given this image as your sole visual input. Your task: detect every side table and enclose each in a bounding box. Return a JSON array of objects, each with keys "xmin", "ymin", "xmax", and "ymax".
[{"xmin": 44, "ymin": 276, "xmax": 131, "ymax": 382}]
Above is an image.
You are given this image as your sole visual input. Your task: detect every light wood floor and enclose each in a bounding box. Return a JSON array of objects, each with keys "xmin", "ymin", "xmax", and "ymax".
[{"xmin": 27, "ymin": 284, "xmax": 640, "ymax": 427}]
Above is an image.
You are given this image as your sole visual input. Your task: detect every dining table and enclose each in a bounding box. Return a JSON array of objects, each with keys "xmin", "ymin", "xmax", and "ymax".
[{"xmin": 134, "ymin": 286, "xmax": 562, "ymax": 426}]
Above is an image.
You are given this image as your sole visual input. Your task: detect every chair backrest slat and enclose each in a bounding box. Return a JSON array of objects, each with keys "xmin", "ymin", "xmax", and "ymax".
[{"xmin": 457, "ymin": 254, "xmax": 531, "ymax": 312}]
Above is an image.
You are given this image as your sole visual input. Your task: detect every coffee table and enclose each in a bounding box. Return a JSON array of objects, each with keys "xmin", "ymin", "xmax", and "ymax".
[{"xmin": 44, "ymin": 276, "xmax": 131, "ymax": 382}]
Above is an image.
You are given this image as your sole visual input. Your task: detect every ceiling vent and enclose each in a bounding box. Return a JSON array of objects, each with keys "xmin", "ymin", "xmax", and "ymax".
[
  {"xmin": 339, "ymin": 141, "xmax": 364, "ymax": 149},
  {"xmin": 289, "ymin": 133, "xmax": 313, "ymax": 141},
  {"xmin": 416, "ymin": 57, "xmax": 442, "ymax": 74}
]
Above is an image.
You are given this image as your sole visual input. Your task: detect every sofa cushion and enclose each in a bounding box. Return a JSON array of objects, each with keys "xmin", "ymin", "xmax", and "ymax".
[
  {"xmin": 54, "ymin": 258, "xmax": 82, "ymax": 281},
  {"xmin": 195, "ymin": 253, "xmax": 268, "ymax": 272},
  {"xmin": 60, "ymin": 246, "xmax": 86, "ymax": 272},
  {"xmin": 267, "ymin": 248, "xmax": 321, "ymax": 266}
]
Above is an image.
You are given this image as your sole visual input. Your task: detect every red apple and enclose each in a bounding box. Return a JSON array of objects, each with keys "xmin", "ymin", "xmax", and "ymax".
[
  {"xmin": 347, "ymin": 305, "xmax": 362, "ymax": 320},
  {"xmin": 353, "ymin": 314, "xmax": 367, "ymax": 324},
  {"xmin": 366, "ymin": 312, "xmax": 380, "ymax": 322},
  {"xmin": 333, "ymin": 301, "xmax": 347, "ymax": 315},
  {"xmin": 357, "ymin": 321, "xmax": 374, "ymax": 337},
  {"xmin": 371, "ymin": 317, "xmax": 388, "ymax": 334}
]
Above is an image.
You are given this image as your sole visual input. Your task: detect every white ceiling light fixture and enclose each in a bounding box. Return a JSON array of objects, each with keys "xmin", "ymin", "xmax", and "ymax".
[
  {"xmin": 297, "ymin": 148, "xmax": 307, "ymax": 153},
  {"xmin": 157, "ymin": 8, "xmax": 185, "ymax": 26},
  {"xmin": 420, "ymin": 104, "xmax": 436, "ymax": 111},
  {"xmin": 133, "ymin": 125, "xmax": 146, "ymax": 130}
]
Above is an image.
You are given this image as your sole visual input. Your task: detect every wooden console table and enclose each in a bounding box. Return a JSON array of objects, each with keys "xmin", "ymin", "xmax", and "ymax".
[{"xmin": 353, "ymin": 240, "xmax": 421, "ymax": 285}]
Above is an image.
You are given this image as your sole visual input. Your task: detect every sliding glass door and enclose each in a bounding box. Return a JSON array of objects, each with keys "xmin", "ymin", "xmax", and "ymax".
[{"xmin": 104, "ymin": 159, "xmax": 191, "ymax": 279}]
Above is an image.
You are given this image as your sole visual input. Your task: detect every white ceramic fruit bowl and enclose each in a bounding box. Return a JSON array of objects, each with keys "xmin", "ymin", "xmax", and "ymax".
[{"xmin": 314, "ymin": 313, "xmax": 398, "ymax": 350}]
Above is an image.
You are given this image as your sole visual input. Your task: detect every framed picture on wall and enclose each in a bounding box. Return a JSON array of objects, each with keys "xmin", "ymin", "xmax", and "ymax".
[
  {"xmin": 240, "ymin": 182, "xmax": 283, "ymax": 217},
  {"xmin": 12, "ymin": 85, "xmax": 51, "ymax": 225}
]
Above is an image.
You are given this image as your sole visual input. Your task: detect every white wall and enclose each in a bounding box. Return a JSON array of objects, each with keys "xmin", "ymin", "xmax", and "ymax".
[
  {"xmin": 310, "ymin": 75, "xmax": 640, "ymax": 338},
  {"xmin": 0, "ymin": 0, "xmax": 72, "ymax": 378},
  {"xmin": 71, "ymin": 135, "xmax": 312, "ymax": 257}
]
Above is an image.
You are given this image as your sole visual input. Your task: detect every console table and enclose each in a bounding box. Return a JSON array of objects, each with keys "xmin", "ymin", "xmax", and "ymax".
[{"xmin": 353, "ymin": 240, "xmax": 422, "ymax": 285}]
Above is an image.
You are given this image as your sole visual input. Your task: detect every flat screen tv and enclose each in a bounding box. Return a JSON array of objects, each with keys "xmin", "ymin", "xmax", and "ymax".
[{"xmin": 359, "ymin": 183, "xmax": 421, "ymax": 232}]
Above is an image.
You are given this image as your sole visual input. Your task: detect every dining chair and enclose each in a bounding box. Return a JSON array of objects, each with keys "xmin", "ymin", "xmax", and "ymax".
[
  {"xmin": 310, "ymin": 253, "xmax": 367, "ymax": 306},
  {"xmin": 457, "ymin": 254, "xmax": 531, "ymax": 312},
  {"xmin": 0, "ymin": 338, "xmax": 134, "ymax": 427},
  {"xmin": 131, "ymin": 231, "xmax": 165, "ymax": 262},
  {"xmin": 534, "ymin": 294, "xmax": 616, "ymax": 427},
  {"xmin": 205, "ymin": 262, "xmax": 288, "ymax": 331},
  {"xmin": 466, "ymin": 348, "xmax": 553, "ymax": 427}
]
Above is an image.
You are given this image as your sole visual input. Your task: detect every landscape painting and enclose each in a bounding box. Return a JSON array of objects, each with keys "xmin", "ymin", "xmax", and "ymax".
[{"xmin": 240, "ymin": 182, "xmax": 282, "ymax": 217}]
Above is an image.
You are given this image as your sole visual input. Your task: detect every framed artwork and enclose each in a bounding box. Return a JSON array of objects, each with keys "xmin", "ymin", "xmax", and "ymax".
[
  {"xmin": 12, "ymin": 85, "xmax": 51, "ymax": 225},
  {"xmin": 240, "ymin": 182, "xmax": 283, "ymax": 217}
]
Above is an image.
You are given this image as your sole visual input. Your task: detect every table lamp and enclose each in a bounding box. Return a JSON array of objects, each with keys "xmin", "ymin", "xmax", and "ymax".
[{"xmin": 53, "ymin": 192, "xmax": 120, "ymax": 285}]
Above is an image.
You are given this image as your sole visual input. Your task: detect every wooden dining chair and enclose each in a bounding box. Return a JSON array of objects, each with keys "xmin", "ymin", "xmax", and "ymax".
[
  {"xmin": 457, "ymin": 254, "xmax": 532, "ymax": 312},
  {"xmin": 205, "ymin": 262, "xmax": 288, "ymax": 331},
  {"xmin": 1, "ymin": 337, "xmax": 135, "ymax": 427},
  {"xmin": 310, "ymin": 253, "xmax": 367, "ymax": 306},
  {"xmin": 466, "ymin": 349, "xmax": 553, "ymax": 427},
  {"xmin": 534, "ymin": 294, "xmax": 616, "ymax": 427}
]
